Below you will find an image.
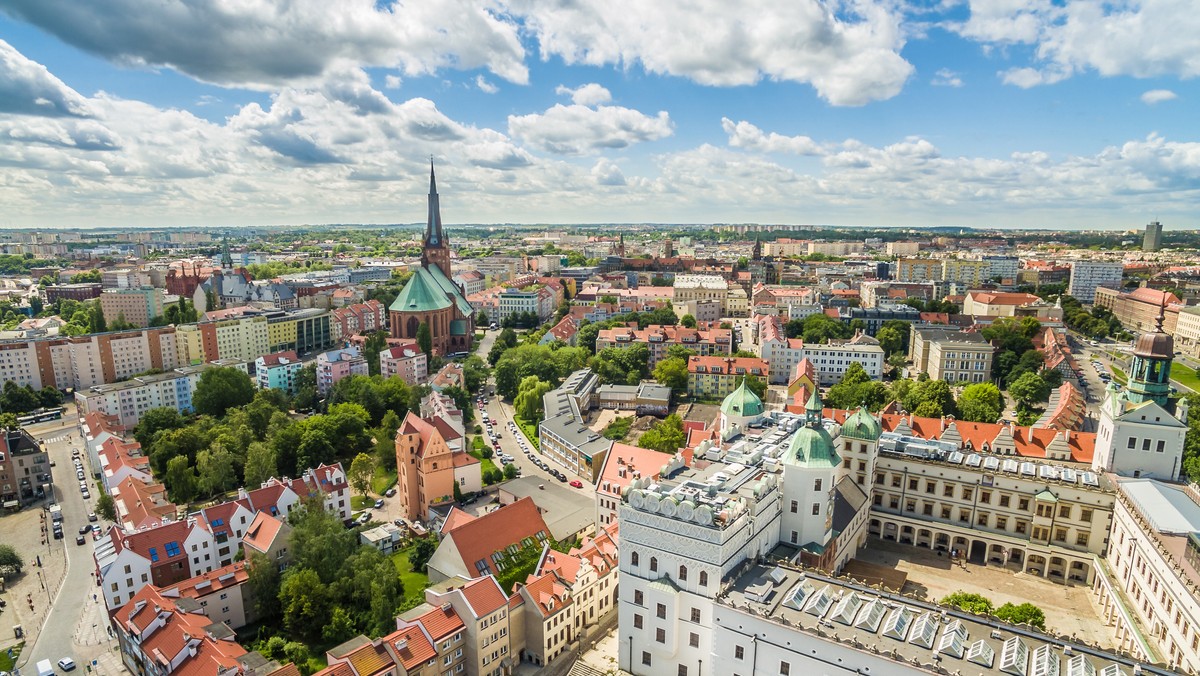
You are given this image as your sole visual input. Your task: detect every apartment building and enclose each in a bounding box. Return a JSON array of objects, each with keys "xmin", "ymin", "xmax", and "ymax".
[
  {"xmin": 941, "ymin": 258, "xmax": 989, "ymax": 287},
  {"xmin": 984, "ymin": 255, "xmax": 1021, "ymax": 282},
  {"xmin": 674, "ymin": 275, "xmax": 729, "ymax": 312},
  {"xmin": 453, "ymin": 269, "xmax": 487, "ymax": 297},
  {"xmin": 94, "ymin": 518, "xmax": 215, "ymax": 608},
  {"xmin": 423, "ymin": 576, "xmax": 514, "ymax": 676},
  {"xmin": 1093, "ymin": 286, "xmax": 1180, "ymax": 334},
  {"xmin": 380, "ymin": 341, "xmax": 428, "ymax": 385},
  {"xmin": 99, "ymin": 287, "xmax": 165, "ymax": 328},
  {"xmin": 111, "ymin": 584, "xmax": 247, "ymax": 676},
  {"xmin": 539, "ymin": 369, "xmax": 610, "ymax": 479},
  {"xmin": 1069, "ymin": 260, "xmax": 1124, "ymax": 303},
  {"xmin": 0, "ymin": 426, "xmax": 53, "ymax": 506},
  {"xmin": 74, "ymin": 363, "xmax": 233, "ymax": 428},
  {"xmin": 885, "ymin": 241, "xmax": 921, "ymax": 256},
  {"xmin": 255, "ymin": 350, "xmax": 302, "ymax": 394},
  {"xmin": 757, "ymin": 314, "xmax": 884, "ymax": 384},
  {"xmin": 175, "ymin": 314, "xmax": 270, "ymax": 365},
  {"xmin": 44, "ymin": 282, "xmax": 101, "ymax": 303},
  {"xmin": 595, "ymin": 323, "xmax": 732, "ymax": 368},
  {"xmin": 961, "ymin": 290, "xmax": 1044, "ymax": 317},
  {"xmin": 0, "ymin": 326, "xmax": 181, "ymax": 391},
  {"xmin": 315, "ymin": 346, "xmax": 368, "ymax": 395},
  {"xmin": 925, "ymin": 331, "xmax": 994, "ymax": 383},
  {"xmin": 686, "ymin": 355, "xmax": 769, "ymax": 399},
  {"xmin": 159, "ymin": 561, "xmax": 254, "ymax": 630},
  {"xmin": 265, "ymin": 307, "xmax": 333, "ymax": 355},
  {"xmin": 895, "ymin": 257, "xmax": 942, "ymax": 283},
  {"xmin": 1176, "ymin": 306, "xmax": 1200, "ymax": 358},
  {"xmin": 330, "ymin": 299, "xmax": 386, "ymax": 343},
  {"xmin": 496, "ymin": 285, "xmax": 556, "ymax": 325}
]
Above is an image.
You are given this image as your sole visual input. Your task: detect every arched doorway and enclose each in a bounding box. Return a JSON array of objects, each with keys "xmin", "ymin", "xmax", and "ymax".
[
  {"xmin": 900, "ymin": 525, "xmax": 914, "ymax": 545},
  {"xmin": 869, "ymin": 519, "xmax": 882, "ymax": 536},
  {"xmin": 969, "ymin": 540, "xmax": 987, "ymax": 564},
  {"xmin": 934, "ymin": 533, "xmax": 949, "ymax": 552},
  {"xmin": 916, "ymin": 529, "xmax": 932, "ymax": 548},
  {"xmin": 1048, "ymin": 557, "xmax": 1066, "ymax": 580},
  {"xmin": 1026, "ymin": 554, "xmax": 1047, "ymax": 576},
  {"xmin": 1069, "ymin": 560, "xmax": 1089, "ymax": 583},
  {"xmin": 883, "ymin": 522, "xmax": 897, "ymax": 541}
]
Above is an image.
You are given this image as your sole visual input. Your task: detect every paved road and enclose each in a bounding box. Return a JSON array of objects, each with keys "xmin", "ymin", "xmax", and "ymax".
[{"xmin": 18, "ymin": 414, "xmax": 114, "ymax": 672}]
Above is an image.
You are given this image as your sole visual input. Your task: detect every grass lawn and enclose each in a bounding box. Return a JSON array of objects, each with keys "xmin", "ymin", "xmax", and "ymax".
[
  {"xmin": 351, "ymin": 495, "xmax": 372, "ymax": 511},
  {"xmin": 392, "ymin": 546, "xmax": 430, "ymax": 603},
  {"xmin": 513, "ymin": 415, "xmax": 540, "ymax": 451},
  {"xmin": 0, "ymin": 643, "xmax": 22, "ymax": 671},
  {"xmin": 1112, "ymin": 365, "xmax": 1128, "ymax": 386},
  {"xmin": 468, "ymin": 442, "xmax": 499, "ymax": 478},
  {"xmin": 1172, "ymin": 362, "xmax": 1200, "ymax": 393},
  {"xmin": 371, "ymin": 466, "xmax": 397, "ymax": 495}
]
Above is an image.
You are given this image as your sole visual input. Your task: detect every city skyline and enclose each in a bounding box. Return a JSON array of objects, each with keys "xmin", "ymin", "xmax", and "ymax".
[{"xmin": 0, "ymin": 2, "xmax": 1198, "ymax": 229}]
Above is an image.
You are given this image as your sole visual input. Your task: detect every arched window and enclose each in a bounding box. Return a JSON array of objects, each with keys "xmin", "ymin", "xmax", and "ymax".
[
  {"xmin": 699, "ymin": 571, "xmax": 708, "ymax": 587},
  {"xmin": 406, "ymin": 316, "xmax": 420, "ymax": 338},
  {"xmin": 650, "ymin": 557, "xmax": 658, "ymax": 572},
  {"xmin": 631, "ymin": 551, "xmax": 639, "ymax": 566},
  {"xmin": 679, "ymin": 565, "xmax": 688, "ymax": 581}
]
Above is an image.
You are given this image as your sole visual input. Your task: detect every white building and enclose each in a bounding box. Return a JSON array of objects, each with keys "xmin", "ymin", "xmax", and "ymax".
[
  {"xmin": 1068, "ymin": 260, "xmax": 1124, "ymax": 303},
  {"xmin": 757, "ymin": 315, "xmax": 884, "ymax": 385},
  {"xmin": 74, "ymin": 363, "xmax": 243, "ymax": 428}
]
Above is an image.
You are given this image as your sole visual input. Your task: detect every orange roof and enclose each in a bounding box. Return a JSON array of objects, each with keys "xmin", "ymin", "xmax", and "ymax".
[
  {"xmin": 521, "ymin": 571, "xmax": 572, "ymax": 618},
  {"xmin": 383, "ymin": 627, "xmax": 435, "ymax": 670},
  {"xmin": 114, "ymin": 585, "xmax": 246, "ymax": 675},
  {"xmin": 113, "ymin": 475, "xmax": 176, "ymax": 530},
  {"xmin": 443, "ymin": 497, "xmax": 551, "ymax": 578},
  {"xmin": 161, "ymin": 562, "xmax": 248, "ymax": 600},
  {"xmin": 597, "ymin": 443, "xmax": 678, "ymax": 499},
  {"xmin": 440, "ymin": 506, "xmax": 477, "ymax": 533},
  {"xmin": 242, "ymin": 511, "xmax": 285, "ymax": 554},
  {"xmin": 342, "ymin": 641, "xmax": 392, "ymax": 676},
  {"xmin": 409, "ymin": 604, "xmax": 464, "ymax": 640},
  {"xmin": 968, "ymin": 291, "xmax": 1042, "ymax": 306},
  {"xmin": 687, "ymin": 355, "xmax": 769, "ymax": 375},
  {"xmin": 450, "ymin": 452, "xmax": 478, "ymax": 468},
  {"xmin": 458, "ymin": 575, "xmax": 510, "ymax": 618}
]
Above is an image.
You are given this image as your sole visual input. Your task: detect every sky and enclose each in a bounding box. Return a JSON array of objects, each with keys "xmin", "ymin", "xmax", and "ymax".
[{"xmin": 0, "ymin": 0, "xmax": 1197, "ymax": 230}]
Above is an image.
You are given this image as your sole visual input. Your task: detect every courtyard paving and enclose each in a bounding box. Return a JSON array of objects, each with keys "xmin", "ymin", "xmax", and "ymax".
[{"xmin": 857, "ymin": 538, "xmax": 1117, "ymax": 649}]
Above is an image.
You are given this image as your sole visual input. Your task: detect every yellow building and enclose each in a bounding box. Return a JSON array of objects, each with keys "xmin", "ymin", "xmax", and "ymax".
[
  {"xmin": 895, "ymin": 258, "xmax": 942, "ymax": 283},
  {"xmin": 940, "ymin": 259, "xmax": 988, "ymax": 286}
]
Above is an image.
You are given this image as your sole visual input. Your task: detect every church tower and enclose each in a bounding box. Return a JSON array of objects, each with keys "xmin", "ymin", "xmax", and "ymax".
[
  {"xmin": 1126, "ymin": 303, "xmax": 1174, "ymax": 407},
  {"xmin": 421, "ymin": 161, "xmax": 452, "ymax": 280},
  {"xmin": 220, "ymin": 234, "xmax": 234, "ymax": 270}
]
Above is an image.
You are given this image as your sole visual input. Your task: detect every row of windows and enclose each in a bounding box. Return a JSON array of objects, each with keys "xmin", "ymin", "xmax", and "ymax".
[{"xmin": 628, "ymin": 554, "xmax": 709, "ymax": 586}]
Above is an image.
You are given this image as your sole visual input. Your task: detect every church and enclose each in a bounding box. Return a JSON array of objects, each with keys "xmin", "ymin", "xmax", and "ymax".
[{"xmin": 389, "ymin": 164, "xmax": 475, "ymax": 355}]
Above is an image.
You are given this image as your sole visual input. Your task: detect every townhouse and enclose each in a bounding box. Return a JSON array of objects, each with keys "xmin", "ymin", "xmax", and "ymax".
[
  {"xmin": 112, "ymin": 584, "xmax": 247, "ymax": 676},
  {"xmin": 595, "ymin": 323, "xmax": 732, "ymax": 369},
  {"xmin": 686, "ymin": 355, "xmax": 769, "ymax": 400}
]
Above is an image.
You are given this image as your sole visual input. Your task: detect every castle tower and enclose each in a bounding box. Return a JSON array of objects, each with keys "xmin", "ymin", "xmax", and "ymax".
[
  {"xmin": 421, "ymin": 161, "xmax": 452, "ymax": 280},
  {"xmin": 780, "ymin": 390, "xmax": 839, "ymax": 549},
  {"xmin": 1126, "ymin": 303, "xmax": 1174, "ymax": 407}
]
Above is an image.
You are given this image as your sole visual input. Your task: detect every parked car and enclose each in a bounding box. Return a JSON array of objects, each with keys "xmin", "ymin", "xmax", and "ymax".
[
  {"xmin": 373, "ymin": 499, "xmax": 384, "ymax": 509},
  {"xmin": 555, "ymin": 473, "xmax": 568, "ymax": 483},
  {"xmin": 75, "ymin": 535, "xmax": 86, "ymax": 546},
  {"xmin": 356, "ymin": 513, "xmax": 371, "ymax": 525},
  {"xmin": 78, "ymin": 524, "xmax": 91, "ymax": 534},
  {"xmin": 570, "ymin": 480, "xmax": 583, "ymax": 488},
  {"xmin": 87, "ymin": 512, "xmax": 97, "ymax": 522},
  {"xmin": 57, "ymin": 658, "xmax": 76, "ymax": 672},
  {"xmin": 384, "ymin": 488, "xmax": 396, "ymax": 498}
]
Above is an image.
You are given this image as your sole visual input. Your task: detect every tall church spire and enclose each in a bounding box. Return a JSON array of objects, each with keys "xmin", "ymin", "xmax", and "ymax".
[
  {"xmin": 421, "ymin": 159, "xmax": 452, "ymax": 279},
  {"xmin": 221, "ymin": 233, "xmax": 233, "ymax": 269},
  {"xmin": 425, "ymin": 159, "xmax": 445, "ymax": 249}
]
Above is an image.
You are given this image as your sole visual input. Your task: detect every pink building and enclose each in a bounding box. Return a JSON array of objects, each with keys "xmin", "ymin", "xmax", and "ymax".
[
  {"xmin": 316, "ymin": 346, "xmax": 368, "ymax": 395},
  {"xmin": 330, "ymin": 299, "xmax": 385, "ymax": 343},
  {"xmin": 380, "ymin": 340, "xmax": 428, "ymax": 385}
]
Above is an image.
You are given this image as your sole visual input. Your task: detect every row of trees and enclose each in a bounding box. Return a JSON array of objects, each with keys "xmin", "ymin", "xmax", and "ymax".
[{"xmin": 0, "ymin": 380, "xmax": 63, "ymax": 416}]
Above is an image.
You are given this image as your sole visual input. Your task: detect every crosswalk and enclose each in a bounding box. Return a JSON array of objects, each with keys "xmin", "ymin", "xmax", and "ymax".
[{"xmin": 41, "ymin": 434, "xmax": 72, "ymax": 444}]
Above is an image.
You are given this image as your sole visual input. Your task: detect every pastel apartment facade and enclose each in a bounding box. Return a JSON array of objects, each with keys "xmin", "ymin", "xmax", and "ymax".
[{"xmin": 316, "ymin": 346, "xmax": 368, "ymax": 395}]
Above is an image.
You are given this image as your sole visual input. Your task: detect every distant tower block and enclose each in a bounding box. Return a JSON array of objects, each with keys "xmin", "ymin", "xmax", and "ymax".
[{"xmin": 1143, "ymin": 220, "xmax": 1163, "ymax": 252}]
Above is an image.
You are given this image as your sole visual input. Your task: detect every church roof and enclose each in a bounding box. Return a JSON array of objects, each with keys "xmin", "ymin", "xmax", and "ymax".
[
  {"xmin": 390, "ymin": 267, "xmax": 453, "ymax": 313},
  {"xmin": 426, "ymin": 263, "xmax": 475, "ymax": 317}
]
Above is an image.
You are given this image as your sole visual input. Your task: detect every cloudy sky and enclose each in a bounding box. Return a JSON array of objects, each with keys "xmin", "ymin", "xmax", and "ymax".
[{"xmin": 0, "ymin": 0, "xmax": 1197, "ymax": 230}]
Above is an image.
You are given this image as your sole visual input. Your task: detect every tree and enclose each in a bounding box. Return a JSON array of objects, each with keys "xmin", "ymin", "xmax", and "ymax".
[
  {"xmin": 653, "ymin": 357, "xmax": 689, "ymax": 395},
  {"xmin": 96, "ymin": 493, "xmax": 117, "ymax": 522},
  {"xmin": 1009, "ymin": 371, "xmax": 1051, "ymax": 409},
  {"xmin": 410, "ymin": 535, "xmax": 439, "ymax": 573},
  {"xmin": 0, "ymin": 543, "xmax": 23, "ymax": 579},
  {"xmin": 362, "ymin": 330, "xmax": 389, "ymax": 377},
  {"xmin": 940, "ymin": 591, "xmax": 994, "ymax": 615},
  {"xmin": 196, "ymin": 444, "xmax": 238, "ymax": 497},
  {"xmin": 280, "ymin": 568, "xmax": 332, "ymax": 642},
  {"xmin": 246, "ymin": 551, "xmax": 282, "ymax": 619},
  {"xmin": 164, "ymin": 455, "xmax": 197, "ymax": 503},
  {"xmin": 638, "ymin": 414, "xmax": 685, "ymax": 453},
  {"xmin": 514, "ymin": 376, "xmax": 553, "ymax": 421},
  {"xmin": 957, "ymin": 382, "xmax": 1004, "ymax": 423},
  {"xmin": 0, "ymin": 412, "xmax": 16, "ymax": 429},
  {"xmin": 192, "ymin": 366, "xmax": 255, "ymax": 417},
  {"xmin": 503, "ymin": 463, "xmax": 518, "ymax": 480},
  {"xmin": 348, "ymin": 453, "xmax": 376, "ymax": 496},
  {"xmin": 134, "ymin": 407, "xmax": 187, "ymax": 448},
  {"xmin": 476, "ymin": 310, "xmax": 489, "ymax": 326},
  {"xmin": 876, "ymin": 325, "xmax": 904, "ymax": 356},
  {"xmin": 461, "ymin": 355, "xmax": 490, "ymax": 393},
  {"xmin": 994, "ymin": 602, "xmax": 1046, "ymax": 629},
  {"xmin": 743, "ymin": 374, "xmax": 768, "ymax": 400},
  {"xmin": 680, "ymin": 314, "xmax": 697, "ymax": 328},
  {"xmin": 416, "ymin": 321, "xmax": 432, "ymax": 357},
  {"xmin": 293, "ymin": 363, "xmax": 318, "ymax": 410},
  {"xmin": 322, "ymin": 606, "xmax": 356, "ymax": 643}
]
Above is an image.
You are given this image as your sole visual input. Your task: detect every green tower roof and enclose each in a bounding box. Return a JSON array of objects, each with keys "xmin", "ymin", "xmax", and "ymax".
[
  {"xmin": 787, "ymin": 424, "xmax": 840, "ymax": 469},
  {"xmin": 390, "ymin": 268, "xmax": 452, "ymax": 313},
  {"xmin": 721, "ymin": 378, "xmax": 764, "ymax": 418},
  {"xmin": 841, "ymin": 407, "xmax": 882, "ymax": 441}
]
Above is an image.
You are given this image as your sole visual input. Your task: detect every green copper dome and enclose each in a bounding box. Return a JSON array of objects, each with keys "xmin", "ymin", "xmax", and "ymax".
[
  {"xmin": 721, "ymin": 378, "xmax": 764, "ymax": 418},
  {"xmin": 787, "ymin": 423, "xmax": 840, "ymax": 469},
  {"xmin": 842, "ymin": 407, "xmax": 882, "ymax": 441}
]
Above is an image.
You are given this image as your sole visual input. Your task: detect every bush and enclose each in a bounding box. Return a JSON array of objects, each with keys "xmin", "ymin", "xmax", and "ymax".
[
  {"xmin": 995, "ymin": 602, "xmax": 1046, "ymax": 629},
  {"xmin": 940, "ymin": 591, "xmax": 994, "ymax": 615}
]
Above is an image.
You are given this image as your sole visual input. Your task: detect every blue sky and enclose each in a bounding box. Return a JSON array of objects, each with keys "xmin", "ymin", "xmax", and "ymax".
[{"xmin": 0, "ymin": 0, "xmax": 1197, "ymax": 230}]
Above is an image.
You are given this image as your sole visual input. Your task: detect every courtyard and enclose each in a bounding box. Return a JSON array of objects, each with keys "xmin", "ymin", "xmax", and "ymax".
[{"xmin": 855, "ymin": 537, "xmax": 1117, "ymax": 649}]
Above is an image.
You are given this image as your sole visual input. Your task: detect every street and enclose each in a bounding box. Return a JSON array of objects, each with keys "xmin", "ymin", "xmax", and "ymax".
[{"xmin": 5, "ymin": 410, "xmax": 124, "ymax": 675}]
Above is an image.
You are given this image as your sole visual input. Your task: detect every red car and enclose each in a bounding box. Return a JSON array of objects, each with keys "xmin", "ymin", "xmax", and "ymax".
[{"xmin": 569, "ymin": 480, "xmax": 583, "ymax": 488}]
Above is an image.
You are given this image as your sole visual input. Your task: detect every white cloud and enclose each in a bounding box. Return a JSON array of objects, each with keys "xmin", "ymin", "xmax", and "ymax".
[
  {"xmin": 954, "ymin": 0, "xmax": 1200, "ymax": 86},
  {"xmin": 591, "ymin": 158, "xmax": 626, "ymax": 186},
  {"xmin": 512, "ymin": 0, "xmax": 913, "ymax": 105},
  {"xmin": 0, "ymin": 39, "xmax": 93, "ymax": 117},
  {"xmin": 1141, "ymin": 89, "xmax": 1178, "ymax": 105},
  {"xmin": 555, "ymin": 83, "xmax": 612, "ymax": 106},
  {"xmin": 509, "ymin": 103, "xmax": 672, "ymax": 155},
  {"xmin": 0, "ymin": 0, "xmax": 528, "ymax": 88},
  {"xmin": 384, "ymin": 75, "xmax": 402, "ymax": 89},
  {"xmin": 475, "ymin": 75, "xmax": 499, "ymax": 94},
  {"xmin": 721, "ymin": 118, "xmax": 824, "ymax": 156},
  {"xmin": 931, "ymin": 68, "xmax": 963, "ymax": 87}
]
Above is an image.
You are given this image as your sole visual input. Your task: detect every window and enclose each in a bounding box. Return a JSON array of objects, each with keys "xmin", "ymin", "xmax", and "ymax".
[
  {"xmin": 980, "ymin": 491, "xmax": 991, "ymax": 504},
  {"xmin": 1059, "ymin": 505, "xmax": 1071, "ymax": 518},
  {"xmin": 678, "ymin": 666, "xmax": 689, "ymax": 676},
  {"xmin": 1081, "ymin": 508, "xmax": 1093, "ymax": 523},
  {"xmin": 650, "ymin": 557, "xmax": 658, "ymax": 572},
  {"xmin": 892, "ymin": 475, "xmax": 901, "ymax": 488},
  {"xmin": 735, "ymin": 646, "xmax": 745, "ymax": 660},
  {"xmin": 926, "ymin": 481, "xmax": 936, "ymax": 494},
  {"xmin": 999, "ymin": 494, "xmax": 1010, "ymax": 508},
  {"xmin": 148, "ymin": 547, "xmax": 159, "ymax": 562},
  {"xmin": 889, "ymin": 497, "xmax": 899, "ymax": 509},
  {"xmin": 1019, "ymin": 498, "xmax": 1029, "ymax": 511},
  {"xmin": 790, "ymin": 500, "xmax": 798, "ymax": 513},
  {"xmin": 790, "ymin": 531, "xmax": 797, "ymax": 544},
  {"xmin": 642, "ymin": 652, "xmax": 652, "ymax": 667},
  {"xmin": 656, "ymin": 628, "xmax": 665, "ymax": 643},
  {"xmin": 941, "ymin": 507, "xmax": 951, "ymax": 519},
  {"xmin": 1055, "ymin": 528, "xmax": 1067, "ymax": 542},
  {"xmin": 1015, "ymin": 520, "xmax": 1028, "ymax": 535},
  {"xmin": 812, "ymin": 503, "xmax": 820, "ymax": 516},
  {"xmin": 923, "ymin": 503, "xmax": 933, "ymax": 516},
  {"xmin": 1156, "ymin": 440, "xmax": 1166, "ymax": 453},
  {"xmin": 1076, "ymin": 533, "xmax": 1090, "ymax": 547},
  {"xmin": 631, "ymin": 552, "xmax": 639, "ymax": 566},
  {"xmin": 164, "ymin": 542, "xmax": 181, "ymax": 557},
  {"xmin": 699, "ymin": 571, "xmax": 708, "ymax": 587},
  {"xmin": 679, "ymin": 565, "xmax": 688, "ymax": 581},
  {"xmin": 961, "ymin": 488, "xmax": 973, "ymax": 501},
  {"xmin": 657, "ymin": 603, "xmax": 666, "ymax": 619},
  {"xmin": 959, "ymin": 509, "xmax": 970, "ymax": 522},
  {"xmin": 689, "ymin": 633, "xmax": 699, "ymax": 647},
  {"xmin": 691, "ymin": 608, "xmax": 700, "ymax": 623},
  {"xmin": 943, "ymin": 485, "xmax": 954, "ymax": 497},
  {"xmin": 908, "ymin": 478, "xmax": 918, "ymax": 490},
  {"xmin": 635, "ymin": 590, "xmax": 643, "ymax": 605},
  {"xmin": 634, "ymin": 614, "xmax": 643, "ymax": 629},
  {"xmin": 780, "ymin": 661, "xmax": 791, "ymax": 675},
  {"xmin": 977, "ymin": 512, "xmax": 988, "ymax": 527},
  {"xmin": 814, "ymin": 478, "xmax": 823, "ymax": 491},
  {"xmin": 1142, "ymin": 439, "xmax": 1151, "ymax": 451},
  {"xmin": 996, "ymin": 517, "xmax": 1008, "ymax": 530}
]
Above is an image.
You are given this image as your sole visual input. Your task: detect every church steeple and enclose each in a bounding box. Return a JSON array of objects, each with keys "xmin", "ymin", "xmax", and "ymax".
[
  {"xmin": 221, "ymin": 234, "xmax": 233, "ymax": 269},
  {"xmin": 421, "ymin": 159, "xmax": 452, "ymax": 279}
]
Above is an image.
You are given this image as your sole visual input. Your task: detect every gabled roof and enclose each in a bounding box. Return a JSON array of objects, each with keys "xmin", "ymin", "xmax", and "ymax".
[
  {"xmin": 442, "ymin": 497, "xmax": 551, "ymax": 578},
  {"xmin": 383, "ymin": 627, "xmax": 435, "ymax": 670},
  {"xmin": 440, "ymin": 506, "xmax": 477, "ymax": 534},
  {"xmin": 242, "ymin": 511, "xmax": 288, "ymax": 554},
  {"xmin": 458, "ymin": 575, "xmax": 510, "ymax": 618},
  {"xmin": 409, "ymin": 603, "xmax": 464, "ymax": 640},
  {"xmin": 521, "ymin": 571, "xmax": 572, "ymax": 618},
  {"xmin": 160, "ymin": 562, "xmax": 248, "ymax": 600}
]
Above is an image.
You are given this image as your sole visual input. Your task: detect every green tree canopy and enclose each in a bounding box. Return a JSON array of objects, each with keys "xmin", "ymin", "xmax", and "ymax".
[
  {"xmin": 957, "ymin": 382, "xmax": 1004, "ymax": 423},
  {"xmin": 940, "ymin": 591, "xmax": 995, "ymax": 615},
  {"xmin": 638, "ymin": 414, "xmax": 685, "ymax": 453},
  {"xmin": 994, "ymin": 602, "xmax": 1046, "ymax": 629},
  {"xmin": 192, "ymin": 366, "xmax": 256, "ymax": 418},
  {"xmin": 653, "ymin": 357, "xmax": 689, "ymax": 395}
]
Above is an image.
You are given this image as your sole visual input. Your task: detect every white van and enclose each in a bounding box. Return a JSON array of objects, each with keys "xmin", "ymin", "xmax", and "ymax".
[{"xmin": 36, "ymin": 659, "xmax": 55, "ymax": 676}]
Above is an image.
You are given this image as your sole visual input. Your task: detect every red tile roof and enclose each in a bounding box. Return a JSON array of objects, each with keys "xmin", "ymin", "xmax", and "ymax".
[
  {"xmin": 242, "ymin": 511, "xmax": 285, "ymax": 554},
  {"xmin": 383, "ymin": 627, "xmax": 435, "ymax": 670},
  {"xmin": 442, "ymin": 497, "xmax": 551, "ymax": 578},
  {"xmin": 258, "ymin": 350, "xmax": 299, "ymax": 366},
  {"xmin": 409, "ymin": 604, "xmax": 464, "ymax": 641},
  {"xmin": 458, "ymin": 575, "xmax": 509, "ymax": 618},
  {"xmin": 440, "ymin": 507, "xmax": 477, "ymax": 534},
  {"xmin": 160, "ymin": 562, "xmax": 248, "ymax": 601},
  {"xmin": 114, "ymin": 585, "xmax": 246, "ymax": 676},
  {"xmin": 521, "ymin": 572, "xmax": 571, "ymax": 618}
]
